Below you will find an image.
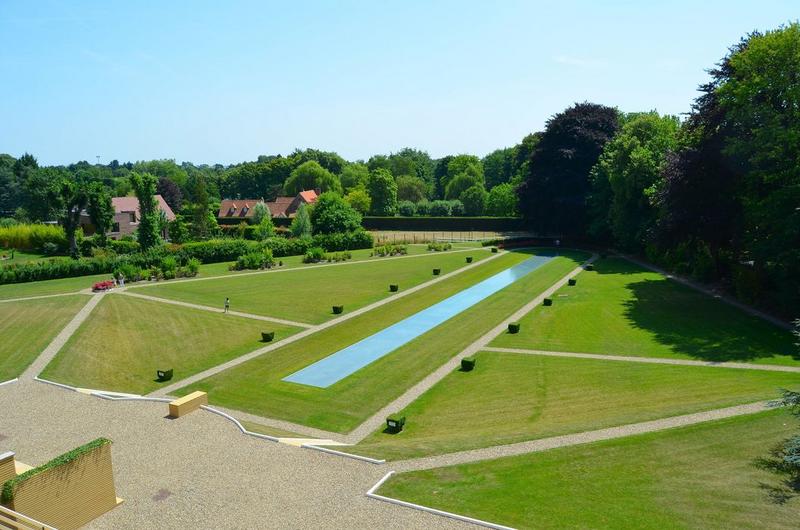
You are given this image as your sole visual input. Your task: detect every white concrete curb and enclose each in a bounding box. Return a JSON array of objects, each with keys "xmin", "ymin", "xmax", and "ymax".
[
  {"xmin": 0, "ymin": 378, "xmax": 19, "ymax": 387},
  {"xmin": 33, "ymin": 376, "xmax": 80, "ymax": 392},
  {"xmin": 301, "ymin": 444, "xmax": 386, "ymax": 464},
  {"xmin": 366, "ymin": 471, "xmax": 515, "ymax": 530}
]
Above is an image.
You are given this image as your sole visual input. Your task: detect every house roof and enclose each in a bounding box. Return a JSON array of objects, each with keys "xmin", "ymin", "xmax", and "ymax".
[
  {"xmin": 217, "ymin": 199, "xmax": 263, "ymax": 219},
  {"xmin": 112, "ymin": 195, "xmax": 176, "ymax": 221},
  {"xmin": 266, "ymin": 197, "xmax": 294, "ymax": 218},
  {"xmin": 298, "ymin": 190, "xmax": 320, "ymax": 204}
]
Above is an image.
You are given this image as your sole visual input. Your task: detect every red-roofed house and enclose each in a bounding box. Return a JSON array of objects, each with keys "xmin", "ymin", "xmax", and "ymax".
[
  {"xmin": 80, "ymin": 195, "xmax": 176, "ymax": 239},
  {"xmin": 217, "ymin": 190, "xmax": 319, "ymax": 221}
]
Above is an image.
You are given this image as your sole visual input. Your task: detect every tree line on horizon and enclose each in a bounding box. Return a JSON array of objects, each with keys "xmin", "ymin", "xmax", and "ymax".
[{"xmin": 0, "ymin": 23, "xmax": 797, "ymax": 314}]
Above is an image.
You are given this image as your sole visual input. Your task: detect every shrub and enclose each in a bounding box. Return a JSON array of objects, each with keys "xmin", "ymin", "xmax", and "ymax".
[
  {"xmin": 325, "ymin": 251, "xmax": 352, "ymax": 263},
  {"xmin": 543, "ymin": 298, "xmax": 553, "ymax": 306},
  {"xmin": 0, "ymin": 223, "xmax": 66, "ymax": 251},
  {"xmin": 386, "ymin": 414, "xmax": 406, "ymax": 433},
  {"xmin": 428, "ymin": 200, "xmax": 452, "ymax": 216},
  {"xmin": 312, "ymin": 229, "xmax": 373, "ymax": 252},
  {"xmin": 568, "ymin": 278, "xmax": 577, "ymax": 286},
  {"xmin": 427, "ymin": 242, "xmax": 452, "ymax": 252},
  {"xmin": 461, "ymin": 357, "xmax": 476, "ymax": 371},
  {"xmin": 41, "ymin": 242, "xmax": 60, "ymax": 256},
  {"xmin": 508, "ymin": 322, "xmax": 520, "ymax": 334},
  {"xmin": 449, "ymin": 200, "xmax": 465, "ymax": 216},
  {"xmin": 232, "ymin": 249, "xmax": 276, "ymax": 270},
  {"xmin": 261, "ymin": 331, "xmax": 275, "ymax": 342},
  {"xmin": 432, "ymin": 268, "xmax": 441, "ymax": 275},
  {"xmin": 372, "ymin": 244, "xmax": 408, "ymax": 257},
  {"xmin": 491, "ymin": 247, "xmax": 498, "ymax": 253},
  {"xmin": 389, "ymin": 284, "xmax": 399, "ymax": 292},
  {"xmin": 303, "ymin": 246, "xmax": 326, "ymax": 263},
  {"xmin": 466, "ymin": 256, "xmax": 473, "ymax": 263},
  {"xmin": 332, "ymin": 305, "xmax": 344, "ymax": 314},
  {"xmin": 160, "ymin": 255, "xmax": 178, "ymax": 274},
  {"xmin": 185, "ymin": 257, "xmax": 200, "ymax": 276},
  {"xmin": 113, "ymin": 263, "xmax": 141, "ymax": 282},
  {"xmin": 584, "ymin": 264, "xmax": 594, "ymax": 271},
  {"xmin": 398, "ymin": 200, "xmax": 417, "ymax": 217}
]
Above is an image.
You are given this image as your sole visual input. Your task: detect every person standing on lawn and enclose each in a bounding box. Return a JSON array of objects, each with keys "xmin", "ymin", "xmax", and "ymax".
[{"xmin": 224, "ymin": 297, "xmax": 230, "ymax": 314}]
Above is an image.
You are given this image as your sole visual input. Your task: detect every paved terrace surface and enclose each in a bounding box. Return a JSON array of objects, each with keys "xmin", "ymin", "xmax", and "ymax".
[{"xmin": 0, "ymin": 380, "xmax": 467, "ymax": 530}]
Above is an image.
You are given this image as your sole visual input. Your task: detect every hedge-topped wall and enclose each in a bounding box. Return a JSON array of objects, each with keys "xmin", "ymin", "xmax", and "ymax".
[
  {"xmin": 362, "ymin": 216, "xmax": 526, "ymax": 231},
  {"xmin": 2, "ymin": 438, "xmax": 120, "ymax": 530}
]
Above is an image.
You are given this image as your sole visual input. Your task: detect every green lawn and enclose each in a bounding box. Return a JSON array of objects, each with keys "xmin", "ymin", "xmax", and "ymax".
[
  {"xmin": 0, "ymin": 273, "xmax": 114, "ymax": 300},
  {"xmin": 139, "ymin": 249, "xmax": 491, "ymax": 324},
  {"xmin": 355, "ymin": 351, "xmax": 800, "ymax": 460},
  {"xmin": 0, "ymin": 295, "xmax": 89, "ymax": 381},
  {"xmin": 491, "ymin": 257, "xmax": 798, "ymax": 366},
  {"xmin": 40, "ymin": 294, "xmax": 300, "ymax": 394},
  {"xmin": 380, "ymin": 410, "xmax": 800, "ymax": 529},
  {"xmin": 0, "ymin": 248, "xmax": 50, "ymax": 264},
  {"xmin": 240, "ymin": 421, "xmax": 308, "ymax": 439},
  {"xmin": 175, "ymin": 250, "xmax": 590, "ymax": 432}
]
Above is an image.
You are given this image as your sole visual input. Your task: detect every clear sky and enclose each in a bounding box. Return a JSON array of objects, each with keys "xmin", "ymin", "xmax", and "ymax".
[{"xmin": 0, "ymin": 1, "xmax": 796, "ymax": 166}]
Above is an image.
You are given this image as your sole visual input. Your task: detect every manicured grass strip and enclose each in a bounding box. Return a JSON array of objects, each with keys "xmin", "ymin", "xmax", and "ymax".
[
  {"xmin": 0, "ymin": 295, "xmax": 89, "ymax": 381},
  {"xmin": 0, "ymin": 273, "xmax": 113, "ymax": 300},
  {"xmin": 176, "ymin": 250, "xmax": 590, "ymax": 433},
  {"xmin": 354, "ymin": 351, "xmax": 800, "ymax": 460},
  {"xmin": 40, "ymin": 295, "xmax": 301, "ymax": 394},
  {"xmin": 379, "ymin": 410, "xmax": 799, "ymax": 530},
  {"xmin": 491, "ymin": 257, "xmax": 799, "ymax": 366},
  {"xmin": 142, "ymin": 250, "xmax": 491, "ymax": 324}
]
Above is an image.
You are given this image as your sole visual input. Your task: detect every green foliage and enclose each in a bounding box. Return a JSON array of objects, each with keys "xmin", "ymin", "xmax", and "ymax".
[
  {"xmin": 485, "ymin": 183, "xmax": 519, "ymax": 216},
  {"xmin": 284, "ymin": 160, "xmax": 342, "ymax": 195},
  {"xmin": 168, "ymin": 215, "xmax": 190, "ymax": 244},
  {"xmin": 86, "ymin": 182, "xmax": 114, "ymax": 245},
  {"xmin": 340, "ymin": 163, "xmax": 370, "ymax": 192},
  {"xmin": 232, "ymin": 248, "xmax": 276, "ymax": 270},
  {"xmin": 372, "ymin": 244, "xmax": 408, "ymax": 257},
  {"xmin": 0, "ymin": 223, "xmax": 66, "ymax": 251},
  {"xmin": 397, "ymin": 200, "xmax": 417, "ymax": 217},
  {"xmin": 254, "ymin": 215, "xmax": 275, "ymax": 240},
  {"xmin": 190, "ymin": 173, "xmax": 214, "ymax": 240},
  {"xmin": 310, "ymin": 192, "xmax": 362, "ymax": 234},
  {"xmin": 251, "ymin": 202, "xmax": 269, "ymax": 224},
  {"xmin": 508, "ymin": 322, "xmax": 520, "ymax": 334},
  {"xmin": 290, "ymin": 203, "xmax": 312, "ymax": 238},
  {"xmin": 461, "ymin": 357, "xmax": 476, "ymax": 371},
  {"xmin": 2, "ymin": 438, "xmax": 111, "ymax": 503},
  {"xmin": 445, "ymin": 172, "xmax": 480, "ymax": 201},
  {"xmin": 303, "ymin": 246, "xmax": 326, "ymax": 263},
  {"xmin": 427, "ymin": 242, "xmax": 453, "ymax": 252},
  {"xmin": 460, "ymin": 184, "xmax": 488, "ymax": 216},
  {"xmin": 396, "ymin": 175, "xmax": 427, "ymax": 203},
  {"xmin": 344, "ymin": 187, "xmax": 372, "ymax": 215},
  {"xmin": 130, "ymin": 171, "xmax": 161, "ymax": 251},
  {"xmin": 367, "ymin": 168, "xmax": 398, "ymax": 216}
]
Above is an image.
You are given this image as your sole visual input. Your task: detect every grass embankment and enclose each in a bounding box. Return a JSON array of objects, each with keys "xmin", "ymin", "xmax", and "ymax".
[
  {"xmin": 175, "ymin": 250, "xmax": 589, "ymax": 432},
  {"xmin": 40, "ymin": 295, "xmax": 300, "ymax": 394},
  {"xmin": 379, "ymin": 410, "xmax": 799, "ymax": 529},
  {"xmin": 141, "ymin": 249, "xmax": 490, "ymax": 324},
  {"xmin": 492, "ymin": 257, "xmax": 798, "ymax": 366},
  {"xmin": 0, "ymin": 295, "xmax": 88, "ymax": 380},
  {"xmin": 355, "ymin": 351, "xmax": 800, "ymax": 460}
]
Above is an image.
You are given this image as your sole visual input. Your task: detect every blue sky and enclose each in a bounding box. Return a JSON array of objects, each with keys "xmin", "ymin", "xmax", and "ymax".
[{"xmin": 0, "ymin": 1, "xmax": 796, "ymax": 166}]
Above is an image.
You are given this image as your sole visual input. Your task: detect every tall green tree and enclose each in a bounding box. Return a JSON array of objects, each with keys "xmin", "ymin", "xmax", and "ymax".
[
  {"xmin": 290, "ymin": 203, "xmax": 312, "ymax": 238},
  {"xmin": 396, "ymin": 175, "xmax": 427, "ymax": 203},
  {"xmin": 284, "ymin": 161, "xmax": 342, "ymax": 195},
  {"xmin": 460, "ymin": 184, "xmax": 488, "ymax": 216},
  {"xmin": 86, "ymin": 182, "xmax": 114, "ymax": 245},
  {"xmin": 486, "ymin": 183, "xmax": 519, "ymax": 216},
  {"xmin": 366, "ymin": 168, "xmax": 398, "ymax": 216},
  {"xmin": 50, "ymin": 174, "xmax": 88, "ymax": 257},
  {"xmin": 191, "ymin": 172, "xmax": 213, "ymax": 240},
  {"xmin": 310, "ymin": 192, "xmax": 362, "ymax": 234},
  {"xmin": 344, "ymin": 187, "xmax": 371, "ymax": 214},
  {"xmin": 340, "ymin": 163, "xmax": 370, "ymax": 192},
  {"xmin": 129, "ymin": 172, "xmax": 161, "ymax": 250},
  {"xmin": 589, "ymin": 112, "xmax": 679, "ymax": 249}
]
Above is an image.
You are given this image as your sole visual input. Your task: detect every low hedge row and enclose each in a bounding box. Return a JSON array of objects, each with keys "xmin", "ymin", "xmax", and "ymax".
[{"xmin": 0, "ymin": 230, "xmax": 374, "ymax": 285}]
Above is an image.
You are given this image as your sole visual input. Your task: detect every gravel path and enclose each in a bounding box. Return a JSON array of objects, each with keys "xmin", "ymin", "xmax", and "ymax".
[
  {"xmin": 150, "ymin": 250, "xmax": 506, "ymax": 397},
  {"xmin": 118, "ymin": 290, "xmax": 314, "ymax": 328},
  {"xmin": 344, "ymin": 255, "xmax": 598, "ymax": 444},
  {"xmin": 0, "ymin": 380, "xmax": 467, "ymax": 529},
  {"xmin": 482, "ymin": 346, "xmax": 800, "ymax": 373},
  {"xmin": 392, "ymin": 400, "xmax": 773, "ymax": 472},
  {"xmin": 20, "ymin": 293, "xmax": 105, "ymax": 380},
  {"xmin": 621, "ymin": 254, "xmax": 793, "ymax": 331}
]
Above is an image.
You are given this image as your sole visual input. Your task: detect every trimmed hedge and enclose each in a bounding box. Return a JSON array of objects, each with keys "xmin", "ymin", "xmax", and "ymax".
[
  {"xmin": 461, "ymin": 357, "xmax": 476, "ymax": 371},
  {"xmin": 432, "ymin": 268, "xmax": 441, "ymax": 276},
  {"xmin": 1, "ymin": 438, "xmax": 111, "ymax": 503},
  {"xmin": 508, "ymin": 322, "xmax": 521, "ymax": 334},
  {"xmin": 332, "ymin": 305, "xmax": 344, "ymax": 314},
  {"xmin": 362, "ymin": 216, "xmax": 525, "ymax": 231},
  {"xmin": 261, "ymin": 331, "xmax": 275, "ymax": 342},
  {"xmin": 568, "ymin": 278, "xmax": 577, "ymax": 286},
  {"xmin": 466, "ymin": 256, "xmax": 473, "ymax": 263},
  {"xmin": 389, "ymin": 284, "xmax": 399, "ymax": 292},
  {"xmin": 543, "ymin": 298, "xmax": 553, "ymax": 306}
]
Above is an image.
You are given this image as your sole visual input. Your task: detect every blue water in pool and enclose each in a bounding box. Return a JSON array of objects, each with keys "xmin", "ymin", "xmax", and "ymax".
[{"xmin": 282, "ymin": 253, "xmax": 554, "ymax": 388}]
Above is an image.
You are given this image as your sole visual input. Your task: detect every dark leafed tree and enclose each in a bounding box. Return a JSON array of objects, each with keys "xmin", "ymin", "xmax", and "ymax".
[
  {"xmin": 191, "ymin": 172, "xmax": 212, "ymax": 240},
  {"xmin": 51, "ymin": 175, "xmax": 88, "ymax": 258},
  {"xmin": 517, "ymin": 102, "xmax": 620, "ymax": 237},
  {"xmin": 157, "ymin": 176, "xmax": 183, "ymax": 211}
]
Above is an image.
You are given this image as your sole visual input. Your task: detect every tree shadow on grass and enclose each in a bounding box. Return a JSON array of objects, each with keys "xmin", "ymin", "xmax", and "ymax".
[
  {"xmin": 754, "ymin": 443, "xmax": 800, "ymax": 505},
  {"xmin": 621, "ymin": 278, "xmax": 798, "ymax": 363}
]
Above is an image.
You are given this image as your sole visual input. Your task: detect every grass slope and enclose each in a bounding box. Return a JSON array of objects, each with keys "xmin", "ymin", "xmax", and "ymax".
[
  {"xmin": 175, "ymin": 250, "xmax": 590, "ymax": 432},
  {"xmin": 139, "ymin": 250, "xmax": 489, "ymax": 324},
  {"xmin": 492, "ymin": 257, "xmax": 798, "ymax": 366},
  {"xmin": 0, "ymin": 295, "xmax": 88, "ymax": 380},
  {"xmin": 380, "ymin": 410, "xmax": 800, "ymax": 529},
  {"xmin": 40, "ymin": 294, "xmax": 300, "ymax": 394},
  {"xmin": 356, "ymin": 351, "xmax": 800, "ymax": 460}
]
